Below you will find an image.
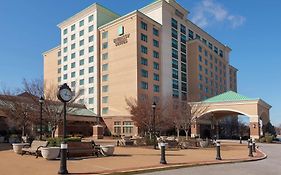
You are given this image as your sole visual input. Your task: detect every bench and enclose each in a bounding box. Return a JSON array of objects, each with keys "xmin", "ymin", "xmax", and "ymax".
[
  {"xmin": 22, "ymin": 140, "xmax": 48, "ymax": 158},
  {"xmin": 67, "ymin": 142, "xmax": 100, "ymax": 158}
]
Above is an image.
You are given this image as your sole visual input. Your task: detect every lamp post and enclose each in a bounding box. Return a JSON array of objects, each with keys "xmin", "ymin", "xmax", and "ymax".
[
  {"xmin": 39, "ymin": 96, "xmax": 44, "ymax": 141},
  {"xmin": 57, "ymin": 83, "xmax": 72, "ymax": 174},
  {"xmin": 152, "ymin": 102, "xmax": 157, "ymax": 150}
]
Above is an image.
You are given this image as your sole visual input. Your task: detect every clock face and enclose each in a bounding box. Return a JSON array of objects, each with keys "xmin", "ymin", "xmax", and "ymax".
[{"xmin": 59, "ymin": 89, "xmax": 72, "ymax": 102}]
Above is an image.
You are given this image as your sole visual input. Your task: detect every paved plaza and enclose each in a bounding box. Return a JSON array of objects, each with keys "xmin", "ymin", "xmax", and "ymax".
[{"xmin": 0, "ymin": 141, "xmax": 264, "ymax": 175}]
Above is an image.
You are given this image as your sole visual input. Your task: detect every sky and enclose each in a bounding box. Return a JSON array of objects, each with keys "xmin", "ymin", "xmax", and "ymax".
[{"xmin": 0, "ymin": 0, "xmax": 280, "ymax": 125}]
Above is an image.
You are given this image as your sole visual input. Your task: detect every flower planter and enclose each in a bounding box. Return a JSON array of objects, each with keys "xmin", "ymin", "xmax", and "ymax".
[
  {"xmin": 41, "ymin": 147, "xmax": 60, "ymax": 160},
  {"xmin": 12, "ymin": 143, "xmax": 29, "ymax": 154},
  {"xmin": 100, "ymin": 145, "xmax": 115, "ymax": 156}
]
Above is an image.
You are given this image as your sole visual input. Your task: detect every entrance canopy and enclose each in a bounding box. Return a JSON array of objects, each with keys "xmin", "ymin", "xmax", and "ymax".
[{"xmin": 190, "ymin": 91, "xmax": 272, "ymax": 139}]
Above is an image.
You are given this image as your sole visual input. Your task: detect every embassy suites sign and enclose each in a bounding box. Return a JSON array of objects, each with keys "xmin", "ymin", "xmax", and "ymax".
[{"xmin": 113, "ymin": 34, "xmax": 130, "ymax": 46}]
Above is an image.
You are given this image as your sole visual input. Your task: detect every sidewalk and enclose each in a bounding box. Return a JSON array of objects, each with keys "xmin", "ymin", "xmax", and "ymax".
[{"xmin": 0, "ymin": 142, "xmax": 265, "ymax": 175}]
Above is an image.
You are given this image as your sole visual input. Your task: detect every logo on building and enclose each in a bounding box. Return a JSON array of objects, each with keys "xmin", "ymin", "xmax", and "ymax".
[{"xmin": 113, "ymin": 26, "xmax": 130, "ymax": 46}]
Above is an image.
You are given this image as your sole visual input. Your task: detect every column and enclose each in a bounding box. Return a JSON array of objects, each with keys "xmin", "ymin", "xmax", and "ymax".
[
  {"xmin": 191, "ymin": 122, "xmax": 200, "ymax": 138},
  {"xmin": 249, "ymin": 116, "xmax": 260, "ymax": 139}
]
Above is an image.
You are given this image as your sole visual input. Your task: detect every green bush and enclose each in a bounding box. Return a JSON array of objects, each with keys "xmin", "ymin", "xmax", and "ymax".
[
  {"xmin": 265, "ymin": 134, "xmax": 274, "ymax": 143},
  {"xmin": 47, "ymin": 137, "xmax": 82, "ymax": 147},
  {"xmin": 259, "ymin": 137, "xmax": 266, "ymax": 143}
]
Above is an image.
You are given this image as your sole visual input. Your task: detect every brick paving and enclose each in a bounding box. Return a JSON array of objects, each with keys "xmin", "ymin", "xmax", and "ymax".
[{"xmin": 0, "ymin": 142, "xmax": 263, "ymax": 175}]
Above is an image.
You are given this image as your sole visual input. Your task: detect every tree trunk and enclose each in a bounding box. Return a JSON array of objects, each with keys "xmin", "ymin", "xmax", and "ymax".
[
  {"xmin": 184, "ymin": 130, "xmax": 188, "ymax": 140},
  {"xmin": 176, "ymin": 128, "xmax": 180, "ymax": 139},
  {"xmin": 51, "ymin": 126, "xmax": 57, "ymax": 138}
]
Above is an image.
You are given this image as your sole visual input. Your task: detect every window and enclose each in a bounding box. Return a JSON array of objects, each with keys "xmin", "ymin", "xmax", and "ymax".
[
  {"xmin": 63, "ymin": 38, "xmax": 67, "ymax": 44},
  {"xmin": 71, "ymin": 34, "xmax": 75, "ymax": 40},
  {"xmin": 63, "ymin": 74, "xmax": 67, "ymax": 80},
  {"xmin": 79, "ymin": 39, "xmax": 84, "ymax": 46},
  {"xmin": 102, "ymin": 53, "xmax": 108, "ymax": 60},
  {"xmin": 88, "ymin": 15, "xmax": 93, "ymax": 22},
  {"xmin": 71, "ymin": 72, "xmax": 75, "ymax": 78},
  {"xmin": 79, "ymin": 89, "xmax": 85, "ymax": 95},
  {"xmin": 102, "ymin": 85, "xmax": 108, "ymax": 92},
  {"xmin": 71, "ymin": 62, "xmax": 75, "ymax": 68},
  {"xmin": 198, "ymin": 55, "xmax": 202, "ymax": 62},
  {"xmin": 204, "ymin": 50, "xmax": 208, "ymax": 57},
  {"xmin": 171, "ymin": 18, "xmax": 178, "ymax": 29},
  {"xmin": 89, "ymin": 46, "xmax": 94, "ymax": 53},
  {"xmin": 199, "ymin": 65, "xmax": 202, "ymax": 71},
  {"xmin": 181, "ymin": 53, "xmax": 186, "ymax": 63},
  {"xmin": 153, "ymin": 39, "xmax": 159, "ymax": 47},
  {"xmin": 198, "ymin": 45, "xmax": 202, "ymax": 52},
  {"xmin": 182, "ymin": 82, "xmax": 187, "ymax": 91},
  {"xmin": 181, "ymin": 63, "xmax": 186, "ymax": 72},
  {"xmin": 89, "ymin": 56, "xmax": 94, "ymax": 63},
  {"xmin": 205, "ymin": 59, "xmax": 208, "ymax": 66},
  {"xmin": 102, "ymin": 107, "xmax": 109, "ymax": 114},
  {"xmin": 180, "ymin": 24, "xmax": 186, "ymax": 34},
  {"xmin": 79, "ymin": 20, "xmax": 84, "ymax": 27},
  {"xmin": 58, "ymin": 68, "xmax": 61, "ymax": 73},
  {"xmin": 214, "ymin": 47, "xmax": 218, "ymax": 54},
  {"xmin": 63, "ymin": 65, "xmax": 68, "ymax": 71},
  {"xmin": 141, "ymin": 21, "xmax": 147, "ymax": 30},
  {"xmin": 58, "ymin": 59, "xmax": 61, "ymax": 65},
  {"xmin": 172, "ymin": 69, "xmax": 178, "ymax": 79},
  {"xmin": 141, "ymin": 81, "xmax": 148, "ymax": 89},
  {"xmin": 71, "ymin": 81, "xmax": 75, "ymax": 87},
  {"xmin": 58, "ymin": 51, "xmax": 61, "ymax": 57},
  {"xmin": 202, "ymin": 38, "xmax": 207, "ymax": 45},
  {"xmin": 89, "ymin": 77, "xmax": 94, "ymax": 83},
  {"xmin": 79, "ymin": 49, "xmax": 84, "ymax": 56},
  {"xmin": 71, "ymin": 43, "xmax": 75, "ymax": 50},
  {"xmin": 172, "ymin": 59, "xmax": 178, "ymax": 69},
  {"xmin": 141, "ymin": 57, "xmax": 148, "ymax": 66},
  {"xmin": 79, "ymin": 79, "xmax": 84, "ymax": 85},
  {"xmin": 188, "ymin": 29, "xmax": 194, "ymax": 39},
  {"xmin": 71, "ymin": 24, "xmax": 75, "ymax": 31},
  {"xmin": 102, "ymin": 64, "xmax": 108, "ymax": 71},
  {"xmin": 172, "ymin": 28, "xmax": 178, "ymax": 39},
  {"xmin": 89, "ymin": 98, "xmax": 94, "ymax": 104},
  {"xmin": 102, "ymin": 74, "xmax": 108, "ymax": 82},
  {"xmin": 71, "ymin": 53, "xmax": 75, "ymax": 59},
  {"xmin": 182, "ymin": 72, "xmax": 187, "ymax": 82},
  {"xmin": 172, "ymin": 79, "xmax": 179, "ymax": 89},
  {"xmin": 88, "ymin": 25, "xmax": 94, "ymax": 32},
  {"xmin": 58, "ymin": 77, "xmax": 61, "ymax": 82},
  {"xmin": 181, "ymin": 43, "xmax": 186, "ymax": 53},
  {"xmin": 219, "ymin": 50, "xmax": 224, "ymax": 57},
  {"xmin": 199, "ymin": 74, "xmax": 202, "ymax": 80},
  {"xmin": 153, "ymin": 51, "xmax": 159, "ymax": 58},
  {"xmin": 89, "ymin": 35, "xmax": 94, "ymax": 42},
  {"xmin": 172, "ymin": 49, "xmax": 178, "ymax": 59},
  {"xmin": 153, "ymin": 28, "xmax": 159, "ymax": 36},
  {"xmin": 173, "ymin": 89, "xmax": 179, "ymax": 98},
  {"xmin": 79, "ymin": 30, "xmax": 84, "ymax": 36},
  {"xmin": 172, "ymin": 38, "xmax": 178, "ymax": 49},
  {"xmin": 102, "ymin": 31, "xmax": 108, "ymax": 39},
  {"xmin": 141, "ymin": 33, "xmax": 148, "ymax": 42},
  {"xmin": 63, "ymin": 47, "xmax": 67, "ymax": 53},
  {"xmin": 63, "ymin": 28, "xmax": 67, "ymax": 35},
  {"xmin": 89, "ymin": 66, "xmax": 94, "ymax": 73},
  {"xmin": 141, "ymin": 69, "xmax": 148, "ymax": 78},
  {"xmin": 102, "ymin": 42, "xmax": 108, "ymax": 49},
  {"xmin": 79, "ymin": 59, "xmax": 84, "ymax": 66},
  {"xmin": 63, "ymin": 56, "xmax": 67, "ymax": 62},
  {"xmin": 208, "ymin": 42, "xmax": 213, "ymax": 50},
  {"xmin": 102, "ymin": 96, "xmax": 108, "ymax": 103},
  {"xmin": 152, "ymin": 84, "xmax": 159, "ymax": 92},
  {"xmin": 89, "ymin": 87, "xmax": 94, "ymax": 94},
  {"xmin": 153, "ymin": 73, "xmax": 159, "ymax": 81},
  {"xmin": 79, "ymin": 69, "xmax": 84, "ymax": 76},
  {"xmin": 141, "ymin": 45, "xmax": 148, "ymax": 54},
  {"xmin": 180, "ymin": 34, "xmax": 186, "ymax": 43},
  {"xmin": 195, "ymin": 34, "xmax": 201, "ymax": 40}
]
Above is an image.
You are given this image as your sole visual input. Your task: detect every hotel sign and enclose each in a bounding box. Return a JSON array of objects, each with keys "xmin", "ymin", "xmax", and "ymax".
[{"xmin": 114, "ymin": 26, "xmax": 130, "ymax": 46}]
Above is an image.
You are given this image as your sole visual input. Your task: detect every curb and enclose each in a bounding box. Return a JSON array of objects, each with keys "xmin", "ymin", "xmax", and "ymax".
[{"xmin": 101, "ymin": 147, "xmax": 267, "ymax": 175}]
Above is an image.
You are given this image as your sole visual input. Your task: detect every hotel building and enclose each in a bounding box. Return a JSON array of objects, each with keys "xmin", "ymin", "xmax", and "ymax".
[{"xmin": 43, "ymin": 0, "xmax": 237, "ymax": 136}]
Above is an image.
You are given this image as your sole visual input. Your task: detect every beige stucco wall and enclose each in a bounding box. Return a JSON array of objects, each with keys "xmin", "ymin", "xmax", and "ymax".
[{"xmin": 43, "ymin": 46, "xmax": 60, "ymax": 93}]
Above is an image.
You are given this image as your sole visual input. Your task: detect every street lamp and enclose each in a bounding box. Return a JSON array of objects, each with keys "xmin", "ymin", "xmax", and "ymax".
[
  {"xmin": 39, "ymin": 96, "xmax": 44, "ymax": 141},
  {"xmin": 152, "ymin": 102, "xmax": 157, "ymax": 149}
]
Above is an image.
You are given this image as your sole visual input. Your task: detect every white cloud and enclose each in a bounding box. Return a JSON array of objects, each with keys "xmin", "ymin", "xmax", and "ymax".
[{"xmin": 191, "ymin": 0, "xmax": 246, "ymax": 29}]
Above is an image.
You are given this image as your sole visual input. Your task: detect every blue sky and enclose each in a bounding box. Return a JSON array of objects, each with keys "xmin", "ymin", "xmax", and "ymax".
[{"xmin": 0, "ymin": 0, "xmax": 280, "ymax": 125}]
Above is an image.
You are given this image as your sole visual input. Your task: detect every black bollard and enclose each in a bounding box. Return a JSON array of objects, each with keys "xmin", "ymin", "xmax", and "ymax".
[
  {"xmin": 252, "ymin": 140, "xmax": 256, "ymax": 152},
  {"xmin": 216, "ymin": 141, "xmax": 222, "ymax": 160},
  {"xmin": 160, "ymin": 142, "xmax": 167, "ymax": 164},
  {"xmin": 240, "ymin": 136, "xmax": 242, "ymax": 144},
  {"xmin": 249, "ymin": 142, "xmax": 253, "ymax": 157}
]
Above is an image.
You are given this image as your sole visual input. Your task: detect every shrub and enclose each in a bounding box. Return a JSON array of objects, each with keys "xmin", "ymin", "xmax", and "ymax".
[
  {"xmin": 47, "ymin": 137, "xmax": 81, "ymax": 147},
  {"xmin": 265, "ymin": 134, "xmax": 274, "ymax": 143}
]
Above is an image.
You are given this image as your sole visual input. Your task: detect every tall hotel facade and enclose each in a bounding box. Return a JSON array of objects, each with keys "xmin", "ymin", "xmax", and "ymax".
[{"xmin": 43, "ymin": 0, "xmax": 237, "ymax": 136}]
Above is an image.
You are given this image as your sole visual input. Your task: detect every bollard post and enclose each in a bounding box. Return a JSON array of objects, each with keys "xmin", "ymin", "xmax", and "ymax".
[
  {"xmin": 160, "ymin": 142, "xmax": 167, "ymax": 164},
  {"xmin": 252, "ymin": 140, "xmax": 256, "ymax": 152},
  {"xmin": 249, "ymin": 142, "xmax": 253, "ymax": 157},
  {"xmin": 216, "ymin": 141, "xmax": 222, "ymax": 160},
  {"xmin": 240, "ymin": 136, "xmax": 242, "ymax": 144}
]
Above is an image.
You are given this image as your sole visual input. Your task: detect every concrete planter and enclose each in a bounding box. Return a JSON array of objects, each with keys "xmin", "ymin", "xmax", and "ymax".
[
  {"xmin": 12, "ymin": 143, "xmax": 29, "ymax": 154},
  {"xmin": 41, "ymin": 147, "xmax": 60, "ymax": 160},
  {"xmin": 100, "ymin": 145, "xmax": 115, "ymax": 156}
]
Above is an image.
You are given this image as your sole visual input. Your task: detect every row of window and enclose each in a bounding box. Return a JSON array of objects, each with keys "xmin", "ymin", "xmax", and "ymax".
[
  {"xmin": 140, "ymin": 21, "xmax": 159, "ymax": 37},
  {"xmin": 63, "ymin": 26, "xmax": 94, "ymax": 44},
  {"xmin": 140, "ymin": 81, "xmax": 160, "ymax": 92},
  {"xmin": 63, "ymin": 15, "xmax": 94, "ymax": 35},
  {"xmin": 140, "ymin": 33, "xmax": 159, "ymax": 48},
  {"xmin": 141, "ymin": 45, "xmax": 159, "ymax": 58}
]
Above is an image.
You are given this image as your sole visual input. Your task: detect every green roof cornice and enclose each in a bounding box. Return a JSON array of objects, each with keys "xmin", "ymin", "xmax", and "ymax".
[{"xmin": 203, "ymin": 91, "xmax": 258, "ymax": 103}]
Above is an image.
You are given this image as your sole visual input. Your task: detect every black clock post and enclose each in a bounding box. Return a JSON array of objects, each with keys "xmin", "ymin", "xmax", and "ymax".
[{"xmin": 57, "ymin": 83, "xmax": 72, "ymax": 175}]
